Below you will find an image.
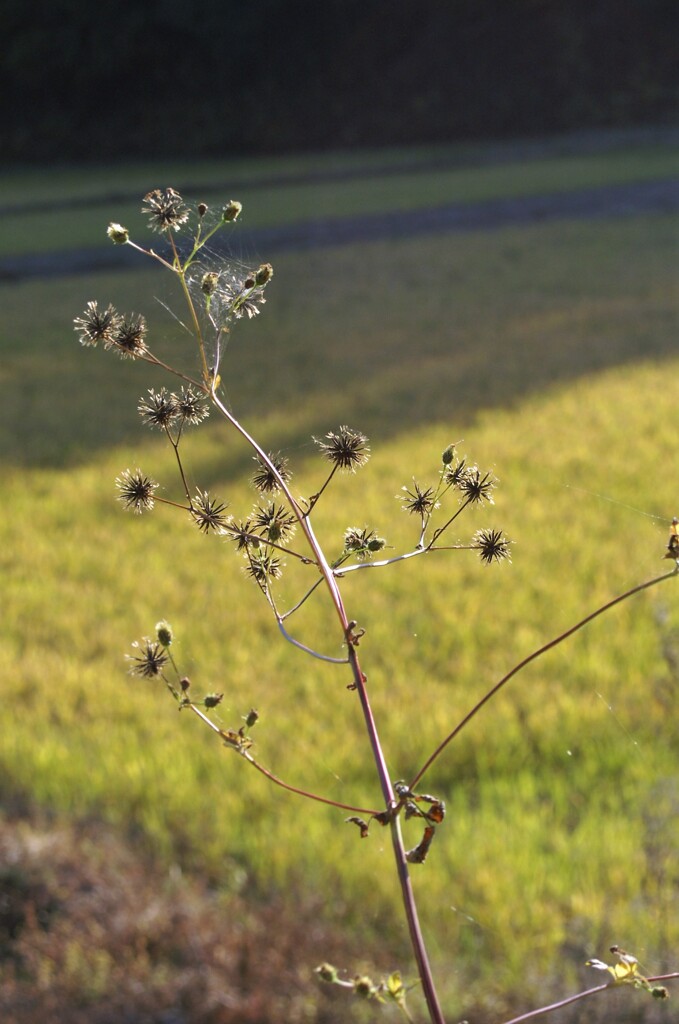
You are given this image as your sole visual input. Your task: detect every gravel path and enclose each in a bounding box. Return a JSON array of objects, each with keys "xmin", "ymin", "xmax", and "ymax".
[{"xmin": 1, "ymin": 176, "xmax": 677, "ymax": 283}]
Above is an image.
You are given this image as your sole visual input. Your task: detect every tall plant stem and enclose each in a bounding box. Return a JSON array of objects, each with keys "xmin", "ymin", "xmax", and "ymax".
[
  {"xmin": 209, "ymin": 390, "xmax": 446, "ymax": 1022},
  {"xmin": 410, "ymin": 566, "xmax": 678, "ymax": 790}
]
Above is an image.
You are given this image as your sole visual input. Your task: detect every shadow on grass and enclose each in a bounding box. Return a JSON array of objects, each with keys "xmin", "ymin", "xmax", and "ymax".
[{"xmin": 1, "ymin": 211, "xmax": 676, "ymax": 473}]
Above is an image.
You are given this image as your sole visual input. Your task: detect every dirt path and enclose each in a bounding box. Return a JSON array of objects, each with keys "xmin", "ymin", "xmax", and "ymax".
[{"xmin": 1, "ymin": 176, "xmax": 677, "ymax": 283}]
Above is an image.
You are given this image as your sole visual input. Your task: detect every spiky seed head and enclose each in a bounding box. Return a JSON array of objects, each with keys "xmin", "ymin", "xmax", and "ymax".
[
  {"xmin": 128, "ymin": 639, "xmax": 168, "ymax": 678},
  {"xmin": 74, "ymin": 300, "xmax": 122, "ymax": 347},
  {"xmin": 458, "ymin": 466, "xmax": 496, "ymax": 505},
  {"xmin": 115, "ymin": 468, "xmax": 159, "ymax": 514},
  {"xmin": 251, "ymin": 453, "xmax": 291, "ymax": 495},
  {"xmin": 138, "ymin": 388, "xmax": 179, "ymax": 429},
  {"xmin": 141, "ymin": 187, "xmax": 189, "ymax": 233},
  {"xmin": 315, "ymin": 426, "xmax": 370, "ymax": 472},
  {"xmin": 473, "ymin": 528, "xmax": 512, "ymax": 565},
  {"xmin": 174, "ymin": 385, "xmax": 209, "ymax": 426},
  {"xmin": 111, "ymin": 314, "xmax": 148, "ymax": 358},
  {"xmin": 190, "ymin": 491, "xmax": 230, "ymax": 534}
]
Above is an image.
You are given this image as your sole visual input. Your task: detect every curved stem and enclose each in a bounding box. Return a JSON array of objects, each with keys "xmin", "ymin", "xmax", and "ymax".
[
  {"xmin": 186, "ymin": 703, "xmax": 379, "ymax": 816},
  {"xmin": 243, "ymin": 751, "xmax": 381, "ymax": 817},
  {"xmin": 208, "ymin": 390, "xmax": 446, "ymax": 1022},
  {"xmin": 500, "ymin": 982, "xmax": 610, "ymax": 1023},
  {"xmin": 346, "ymin": 644, "xmax": 446, "ymax": 1024},
  {"xmin": 167, "ymin": 431, "xmax": 192, "ymax": 504},
  {"xmin": 499, "ymin": 972, "xmax": 678, "ymax": 1024},
  {"xmin": 276, "ymin": 617, "xmax": 349, "ymax": 664},
  {"xmin": 409, "ymin": 567, "xmax": 678, "ymax": 790}
]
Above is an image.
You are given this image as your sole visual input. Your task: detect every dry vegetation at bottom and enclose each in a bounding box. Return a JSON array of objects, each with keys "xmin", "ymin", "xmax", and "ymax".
[
  {"xmin": 0, "ymin": 804, "xmax": 674, "ymax": 1024},
  {"xmin": 0, "ymin": 811, "xmax": 364, "ymax": 1024}
]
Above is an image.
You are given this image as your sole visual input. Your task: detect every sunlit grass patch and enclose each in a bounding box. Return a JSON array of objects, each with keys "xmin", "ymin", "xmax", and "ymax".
[{"xmin": 0, "ymin": 203, "xmax": 676, "ymax": 1019}]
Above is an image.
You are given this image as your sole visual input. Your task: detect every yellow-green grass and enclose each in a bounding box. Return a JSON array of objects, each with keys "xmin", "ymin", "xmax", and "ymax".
[
  {"xmin": 1, "ymin": 143, "xmax": 677, "ymax": 257},
  {"xmin": 1, "ymin": 211, "xmax": 677, "ymax": 1018}
]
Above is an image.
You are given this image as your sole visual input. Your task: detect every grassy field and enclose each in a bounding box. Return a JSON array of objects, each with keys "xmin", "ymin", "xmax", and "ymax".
[
  {"xmin": 1, "ymin": 136, "xmax": 677, "ymax": 257},
  {"xmin": 1, "ymin": 142, "xmax": 678, "ymax": 1022}
]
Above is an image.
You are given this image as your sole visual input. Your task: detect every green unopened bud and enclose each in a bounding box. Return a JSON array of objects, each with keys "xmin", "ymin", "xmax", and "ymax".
[
  {"xmin": 244, "ymin": 708, "xmax": 259, "ymax": 728},
  {"xmin": 442, "ymin": 444, "xmax": 455, "ymax": 465},
  {"xmin": 197, "ymin": 203, "xmax": 208, "ymax": 217},
  {"xmin": 107, "ymin": 222, "xmax": 129, "ymax": 244},
  {"xmin": 353, "ymin": 975, "xmax": 374, "ymax": 998},
  {"xmin": 222, "ymin": 200, "xmax": 242, "ymax": 223},
  {"xmin": 201, "ymin": 272, "xmax": 219, "ymax": 296},
  {"xmin": 255, "ymin": 262, "xmax": 273, "ymax": 286},
  {"xmin": 204, "ymin": 693, "xmax": 224, "ymax": 709},
  {"xmin": 155, "ymin": 620, "xmax": 174, "ymax": 646},
  {"xmin": 315, "ymin": 963, "xmax": 338, "ymax": 983}
]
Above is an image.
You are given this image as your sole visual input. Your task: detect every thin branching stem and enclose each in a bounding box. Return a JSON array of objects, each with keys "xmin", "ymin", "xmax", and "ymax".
[
  {"xmin": 226, "ymin": 530, "xmax": 313, "ymax": 563},
  {"xmin": 124, "ymin": 239, "xmax": 176, "ymax": 272},
  {"xmin": 166, "ymin": 431, "xmax": 192, "ymax": 504},
  {"xmin": 185, "ymin": 703, "xmax": 380, "ymax": 817},
  {"xmin": 409, "ymin": 567, "xmax": 678, "ymax": 790},
  {"xmin": 498, "ymin": 972, "xmax": 679, "ymax": 1024},
  {"xmin": 276, "ymin": 618, "xmax": 349, "ymax": 664},
  {"xmin": 500, "ymin": 982, "xmax": 611, "ymax": 1023},
  {"xmin": 426, "ymin": 495, "xmax": 473, "ymax": 549},
  {"xmin": 306, "ymin": 463, "xmax": 339, "ymax": 513},
  {"xmin": 168, "ymin": 233, "xmax": 211, "ymax": 384},
  {"xmin": 335, "ymin": 543, "xmax": 474, "ymax": 576},
  {"xmin": 345, "ymin": 648, "xmax": 447, "ymax": 1024},
  {"xmin": 243, "ymin": 753, "xmax": 381, "ymax": 817},
  {"xmin": 207, "ymin": 388, "xmax": 447, "ymax": 1023},
  {"xmin": 279, "ymin": 576, "xmax": 326, "ymax": 620}
]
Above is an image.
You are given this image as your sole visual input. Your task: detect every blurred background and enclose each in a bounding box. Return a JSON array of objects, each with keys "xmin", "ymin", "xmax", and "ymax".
[
  {"xmin": 2, "ymin": 0, "xmax": 677, "ymax": 160},
  {"xmin": 1, "ymin": 3, "xmax": 678, "ymax": 1023}
]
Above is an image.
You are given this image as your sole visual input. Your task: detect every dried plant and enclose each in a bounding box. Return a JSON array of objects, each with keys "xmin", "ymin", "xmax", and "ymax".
[{"xmin": 74, "ymin": 188, "xmax": 678, "ymax": 1023}]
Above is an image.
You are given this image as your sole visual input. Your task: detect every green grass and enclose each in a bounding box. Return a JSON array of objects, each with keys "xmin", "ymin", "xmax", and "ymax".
[
  {"xmin": 1, "ymin": 139, "xmax": 677, "ymax": 257},
  {"xmin": 0, "ymin": 203, "xmax": 677, "ymax": 1020}
]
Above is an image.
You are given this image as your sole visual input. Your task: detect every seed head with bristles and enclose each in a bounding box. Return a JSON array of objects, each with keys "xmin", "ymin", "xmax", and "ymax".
[
  {"xmin": 74, "ymin": 300, "xmax": 122, "ymax": 347},
  {"xmin": 315, "ymin": 426, "xmax": 370, "ymax": 472},
  {"xmin": 138, "ymin": 388, "xmax": 179, "ymax": 430},
  {"xmin": 127, "ymin": 639, "xmax": 168, "ymax": 678},
  {"xmin": 115, "ymin": 469, "xmax": 159, "ymax": 514},
  {"xmin": 473, "ymin": 528, "xmax": 512, "ymax": 565},
  {"xmin": 110, "ymin": 314, "xmax": 148, "ymax": 359},
  {"xmin": 251, "ymin": 453, "xmax": 292, "ymax": 495},
  {"xmin": 141, "ymin": 187, "xmax": 190, "ymax": 233},
  {"xmin": 190, "ymin": 491, "xmax": 230, "ymax": 534}
]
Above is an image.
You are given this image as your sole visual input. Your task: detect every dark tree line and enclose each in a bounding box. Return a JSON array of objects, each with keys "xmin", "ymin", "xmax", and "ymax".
[{"xmin": 3, "ymin": 0, "xmax": 677, "ymax": 162}]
